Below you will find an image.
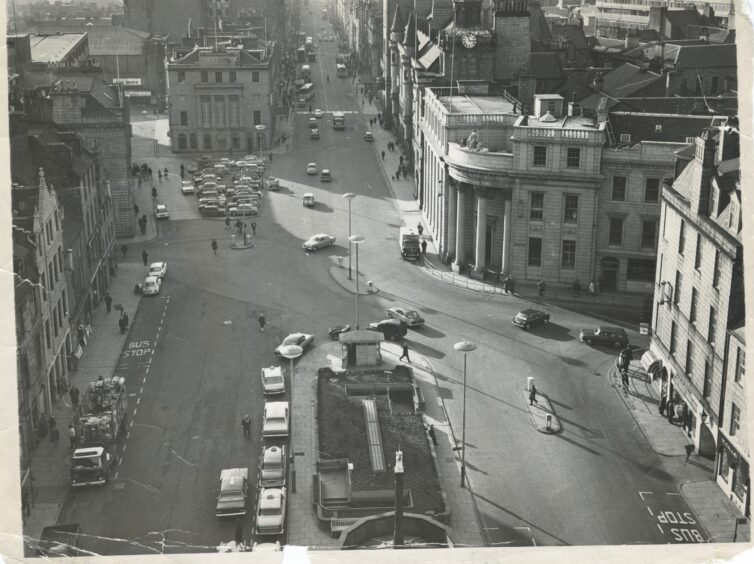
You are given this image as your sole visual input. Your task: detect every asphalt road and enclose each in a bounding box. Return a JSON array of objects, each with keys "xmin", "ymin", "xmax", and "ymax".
[{"xmin": 56, "ymin": 5, "xmax": 708, "ymax": 553}]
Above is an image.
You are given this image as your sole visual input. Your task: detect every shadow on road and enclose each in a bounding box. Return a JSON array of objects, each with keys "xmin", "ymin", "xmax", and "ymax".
[
  {"xmin": 535, "ymin": 323, "xmax": 575, "ymax": 342},
  {"xmin": 404, "ymin": 339, "xmax": 445, "ymax": 359},
  {"xmin": 311, "ymin": 203, "xmax": 335, "ymax": 213},
  {"xmin": 411, "ymin": 325, "xmax": 445, "ymax": 339}
]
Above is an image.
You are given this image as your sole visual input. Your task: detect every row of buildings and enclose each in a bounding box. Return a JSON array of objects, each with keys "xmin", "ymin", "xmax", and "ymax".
[{"xmin": 326, "ymin": 0, "xmax": 747, "ymax": 516}]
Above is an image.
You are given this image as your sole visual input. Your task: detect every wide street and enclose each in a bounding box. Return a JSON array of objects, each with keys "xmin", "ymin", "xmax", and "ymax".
[{"xmin": 55, "ymin": 3, "xmax": 712, "ymax": 552}]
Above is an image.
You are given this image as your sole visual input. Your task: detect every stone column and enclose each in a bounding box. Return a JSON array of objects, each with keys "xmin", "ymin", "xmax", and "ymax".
[
  {"xmin": 446, "ymin": 179, "xmax": 457, "ymax": 261},
  {"xmin": 474, "ymin": 188, "xmax": 488, "ymax": 273},
  {"xmin": 502, "ymin": 193, "xmax": 512, "ymax": 273},
  {"xmin": 453, "ymin": 185, "xmax": 467, "ymax": 272}
]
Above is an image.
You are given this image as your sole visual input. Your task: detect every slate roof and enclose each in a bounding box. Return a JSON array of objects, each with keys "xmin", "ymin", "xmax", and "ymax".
[
  {"xmin": 30, "ymin": 33, "xmax": 87, "ymax": 63},
  {"xmin": 668, "ymin": 43, "xmax": 737, "ymax": 68},
  {"xmin": 84, "ymin": 27, "xmax": 150, "ymax": 56},
  {"xmin": 609, "ymin": 112, "xmax": 720, "ymax": 144}
]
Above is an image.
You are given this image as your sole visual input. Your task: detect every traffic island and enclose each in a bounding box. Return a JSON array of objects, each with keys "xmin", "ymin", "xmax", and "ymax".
[
  {"xmin": 520, "ymin": 390, "xmax": 562, "ymax": 434},
  {"xmin": 229, "ymin": 234, "xmax": 255, "ymax": 250}
]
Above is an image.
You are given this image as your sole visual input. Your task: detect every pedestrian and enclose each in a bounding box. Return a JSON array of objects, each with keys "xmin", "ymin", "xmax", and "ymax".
[
  {"xmin": 105, "ymin": 292, "xmax": 113, "ymax": 313},
  {"xmin": 659, "ymin": 394, "xmax": 667, "ymax": 415},
  {"xmin": 164, "ymin": 167, "xmax": 168, "ymax": 177},
  {"xmin": 241, "ymin": 414, "xmax": 251, "ymax": 438},
  {"xmin": 396, "ymin": 168, "xmax": 401, "ymax": 181},
  {"xmin": 621, "ymin": 369, "xmax": 629, "ymax": 392},
  {"xmin": 684, "ymin": 443, "xmax": 695, "ymax": 462},
  {"xmin": 251, "ymin": 221, "xmax": 257, "ymax": 235},
  {"xmin": 269, "ymin": 152, "xmax": 273, "ymax": 162},
  {"xmin": 509, "ymin": 277, "xmax": 516, "ymax": 294},
  {"xmin": 212, "ymin": 239, "xmax": 218, "ymax": 254},
  {"xmin": 152, "ymin": 186, "xmax": 158, "ymax": 200},
  {"xmin": 399, "ymin": 344, "xmax": 410, "ymax": 363},
  {"xmin": 148, "ymin": 166, "xmax": 153, "ymax": 178},
  {"xmin": 421, "ymin": 239, "xmax": 427, "ymax": 256},
  {"xmin": 50, "ymin": 426, "xmax": 59, "ymax": 447},
  {"xmin": 235, "ymin": 220, "xmax": 242, "ymax": 234},
  {"xmin": 142, "ymin": 249, "xmax": 149, "ymax": 266},
  {"xmin": 180, "ymin": 163, "xmax": 185, "ymax": 176},
  {"xmin": 258, "ymin": 313, "xmax": 266, "ymax": 332},
  {"xmin": 134, "ymin": 204, "xmax": 139, "ymax": 216},
  {"xmin": 381, "ymin": 150, "xmax": 385, "ymax": 161},
  {"xmin": 158, "ymin": 170, "xmax": 162, "ymax": 182},
  {"xmin": 225, "ymin": 216, "xmax": 231, "ymax": 230},
  {"xmin": 588, "ymin": 280, "xmax": 597, "ymax": 296},
  {"xmin": 529, "ymin": 384, "xmax": 539, "ymax": 405},
  {"xmin": 121, "ymin": 243, "xmax": 128, "ymax": 257},
  {"xmin": 399, "ymin": 155, "xmax": 404, "ymax": 165},
  {"xmin": 537, "ymin": 279, "xmax": 546, "ymax": 297},
  {"xmin": 427, "ymin": 424, "xmax": 438, "ymax": 446},
  {"xmin": 68, "ymin": 424, "xmax": 76, "ymax": 448},
  {"xmin": 666, "ymin": 400, "xmax": 674, "ymax": 423},
  {"xmin": 140, "ymin": 219, "xmax": 147, "ymax": 235}
]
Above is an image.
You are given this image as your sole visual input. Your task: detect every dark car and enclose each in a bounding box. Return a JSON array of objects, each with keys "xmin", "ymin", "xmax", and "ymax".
[
  {"xmin": 328, "ymin": 324, "xmax": 351, "ymax": 340},
  {"xmin": 512, "ymin": 309, "xmax": 550, "ymax": 330},
  {"xmin": 579, "ymin": 326, "xmax": 629, "ymax": 348},
  {"xmin": 367, "ymin": 318, "xmax": 407, "ymax": 341}
]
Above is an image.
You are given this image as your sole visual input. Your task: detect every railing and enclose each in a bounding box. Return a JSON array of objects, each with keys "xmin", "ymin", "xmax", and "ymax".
[{"xmin": 447, "ymin": 142, "xmax": 515, "ymax": 171}]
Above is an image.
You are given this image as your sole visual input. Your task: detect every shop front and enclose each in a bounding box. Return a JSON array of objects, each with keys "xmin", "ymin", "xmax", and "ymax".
[{"xmin": 717, "ymin": 433, "xmax": 750, "ymax": 517}]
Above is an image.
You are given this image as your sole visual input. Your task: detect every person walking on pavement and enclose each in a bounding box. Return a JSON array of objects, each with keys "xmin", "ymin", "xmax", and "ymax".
[
  {"xmin": 258, "ymin": 313, "xmax": 266, "ymax": 332},
  {"xmin": 427, "ymin": 424, "xmax": 438, "ymax": 446},
  {"xmin": 251, "ymin": 222, "xmax": 257, "ymax": 235},
  {"xmin": 241, "ymin": 415, "xmax": 251, "ymax": 438},
  {"xmin": 105, "ymin": 292, "xmax": 113, "ymax": 313},
  {"xmin": 421, "ymin": 239, "xmax": 427, "ymax": 256},
  {"xmin": 211, "ymin": 239, "xmax": 218, "ymax": 254},
  {"xmin": 225, "ymin": 216, "xmax": 231, "ymax": 230},
  {"xmin": 529, "ymin": 384, "xmax": 538, "ymax": 405},
  {"xmin": 399, "ymin": 344, "xmax": 410, "ymax": 363},
  {"xmin": 381, "ymin": 150, "xmax": 385, "ymax": 161},
  {"xmin": 134, "ymin": 204, "xmax": 139, "ymax": 216},
  {"xmin": 142, "ymin": 249, "xmax": 149, "ymax": 266},
  {"xmin": 158, "ymin": 170, "xmax": 162, "ymax": 182},
  {"xmin": 684, "ymin": 443, "xmax": 695, "ymax": 462},
  {"xmin": 537, "ymin": 279, "xmax": 546, "ymax": 297},
  {"xmin": 152, "ymin": 186, "xmax": 158, "ymax": 200},
  {"xmin": 68, "ymin": 424, "xmax": 77, "ymax": 448}
]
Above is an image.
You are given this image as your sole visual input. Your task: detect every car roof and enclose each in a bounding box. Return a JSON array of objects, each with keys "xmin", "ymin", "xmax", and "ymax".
[
  {"xmin": 520, "ymin": 309, "xmax": 542, "ymax": 315},
  {"xmin": 265, "ymin": 402, "xmax": 289, "ymax": 416},
  {"xmin": 144, "ymin": 275, "xmax": 159, "ymax": 282},
  {"xmin": 259, "ymin": 489, "xmax": 284, "ymax": 509},
  {"xmin": 600, "ymin": 326, "xmax": 626, "ymax": 333},
  {"xmin": 262, "ymin": 366, "xmax": 283, "ymax": 377},
  {"xmin": 263, "ymin": 445, "xmax": 284, "ymax": 461}
]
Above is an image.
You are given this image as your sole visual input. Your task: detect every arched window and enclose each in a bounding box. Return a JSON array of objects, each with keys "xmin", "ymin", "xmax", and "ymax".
[
  {"xmin": 177, "ymin": 133, "xmax": 187, "ymax": 150},
  {"xmin": 189, "ymin": 133, "xmax": 197, "ymax": 149},
  {"xmin": 202, "ymin": 134, "xmax": 212, "ymax": 150}
]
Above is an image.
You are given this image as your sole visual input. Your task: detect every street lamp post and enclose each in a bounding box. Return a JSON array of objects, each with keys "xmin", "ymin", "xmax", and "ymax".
[
  {"xmin": 343, "ymin": 193, "xmax": 356, "ymax": 280},
  {"xmin": 454, "ymin": 341, "xmax": 477, "ymax": 488},
  {"xmin": 349, "ymin": 235, "xmax": 365, "ymax": 329},
  {"xmin": 278, "ymin": 344, "xmax": 303, "ymax": 492}
]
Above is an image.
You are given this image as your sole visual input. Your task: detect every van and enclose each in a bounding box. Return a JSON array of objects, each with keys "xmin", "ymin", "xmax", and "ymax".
[
  {"xmin": 303, "ymin": 193, "xmax": 316, "ymax": 207},
  {"xmin": 301, "ymin": 64, "xmax": 311, "ymax": 80}
]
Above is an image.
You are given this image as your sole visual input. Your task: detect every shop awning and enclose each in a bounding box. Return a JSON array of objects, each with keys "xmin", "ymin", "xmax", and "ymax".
[{"xmin": 641, "ymin": 350, "xmax": 661, "ymax": 373}]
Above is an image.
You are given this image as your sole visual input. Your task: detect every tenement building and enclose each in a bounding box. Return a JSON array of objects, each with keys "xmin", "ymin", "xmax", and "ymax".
[{"xmin": 646, "ymin": 124, "xmax": 743, "ymax": 488}]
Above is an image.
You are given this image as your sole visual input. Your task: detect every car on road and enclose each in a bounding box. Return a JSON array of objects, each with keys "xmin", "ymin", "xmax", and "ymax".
[
  {"xmin": 512, "ymin": 309, "xmax": 550, "ymax": 330},
  {"xmin": 367, "ymin": 318, "xmax": 407, "ymax": 341},
  {"xmin": 274, "ymin": 333, "xmax": 314, "ymax": 357},
  {"xmin": 215, "ymin": 468, "xmax": 249, "ymax": 517},
  {"xmin": 314, "ymin": 108, "xmax": 323, "ymax": 118},
  {"xmin": 328, "ymin": 324, "xmax": 351, "ymax": 340},
  {"xmin": 228, "ymin": 203, "xmax": 259, "ymax": 216},
  {"xmin": 255, "ymin": 488, "xmax": 287, "ymax": 536},
  {"xmin": 154, "ymin": 204, "xmax": 170, "ymax": 219},
  {"xmin": 308, "ymin": 117, "xmax": 318, "ymax": 128},
  {"xmin": 364, "ymin": 131, "xmax": 374, "ymax": 142},
  {"xmin": 181, "ymin": 180, "xmax": 195, "ymax": 194},
  {"xmin": 302, "ymin": 233, "xmax": 336, "ymax": 251},
  {"xmin": 142, "ymin": 275, "xmax": 161, "ymax": 296},
  {"xmin": 385, "ymin": 307, "xmax": 424, "ymax": 327},
  {"xmin": 200, "ymin": 204, "xmax": 224, "ymax": 217},
  {"xmin": 259, "ymin": 445, "xmax": 287, "ymax": 488},
  {"xmin": 148, "ymin": 261, "xmax": 167, "ymax": 279},
  {"xmin": 320, "ymin": 169, "xmax": 331, "ymax": 182},
  {"xmin": 260, "ymin": 366, "xmax": 286, "ymax": 395},
  {"xmin": 306, "ymin": 162, "xmax": 318, "ymax": 175},
  {"xmin": 262, "ymin": 401, "xmax": 290, "ymax": 438},
  {"xmin": 579, "ymin": 326, "xmax": 629, "ymax": 348},
  {"xmin": 303, "ymin": 193, "xmax": 316, "ymax": 207},
  {"xmin": 310, "ymin": 128, "xmax": 320, "ymax": 140},
  {"xmin": 265, "ymin": 177, "xmax": 280, "ymax": 191}
]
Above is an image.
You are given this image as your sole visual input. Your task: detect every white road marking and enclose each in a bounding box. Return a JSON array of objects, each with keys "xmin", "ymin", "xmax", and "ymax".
[
  {"xmin": 666, "ymin": 492, "xmax": 681, "ymax": 496},
  {"xmin": 140, "ymin": 386, "xmax": 144, "ymax": 394},
  {"xmin": 647, "ymin": 507, "xmax": 654, "ymax": 516},
  {"xmin": 639, "ymin": 491, "xmax": 654, "ymax": 500},
  {"xmin": 114, "ymin": 472, "xmax": 118, "ymax": 479},
  {"xmin": 137, "ymin": 397, "xmax": 141, "ymax": 405},
  {"xmin": 657, "ymin": 523, "xmax": 664, "ymax": 535}
]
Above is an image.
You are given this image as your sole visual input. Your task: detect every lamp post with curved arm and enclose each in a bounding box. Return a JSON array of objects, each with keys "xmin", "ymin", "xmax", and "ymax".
[{"xmin": 454, "ymin": 341, "xmax": 477, "ymax": 488}]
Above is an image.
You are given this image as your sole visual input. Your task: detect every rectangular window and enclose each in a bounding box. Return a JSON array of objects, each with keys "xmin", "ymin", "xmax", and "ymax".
[
  {"xmin": 563, "ymin": 194, "xmax": 578, "ymax": 223},
  {"xmin": 674, "ymin": 270, "xmax": 682, "ymax": 305},
  {"xmin": 713, "ymin": 250, "xmax": 721, "ymax": 287},
  {"xmin": 200, "ymin": 71, "xmax": 208, "ymax": 83},
  {"xmin": 566, "ymin": 148, "xmax": 580, "ymax": 169},
  {"xmin": 229, "ymin": 71, "xmax": 237, "ymax": 82},
  {"xmin": 694, "ymin": 233, "xmax": 702, "ymax": 270},
  {"xmin": 252, "ymin": 71, "xmax": 260, "ymax": 83},
  {"xmin": 533, "ymin": 146, "xmax": 547, "ymax": 167},
  {"xmin": 730, "ymin": 403, "xmax": 741, "ymax": 436},
  {"xmin": 641, "ymin": 220, "xmax": 657, "ymax": 249},
  {"xmin": 678, "ymin": 219, "xmax": 686, "ymax": 255},
  {"xmin": 609, "ymin": 217, "xmax": 624, "ymax": 246},
  {"xmin": 528, "ymin": 237, "xmax": 542, "ymax": 267},
  {"xmin": 703, "ymin": 361, "xmax": 712, "ymax": 398},
  {"xmin": 612, "ymin": 176, "xmax": 627, "ymax": 201},
  {"xmin": 177, "ymin": 71, "xmax": 185, "ymax": 83},
  {"xmin": 253, "ymin": 111, "xmax": 261, "ymax": 125},
  {"xmin": 529, "ymin": 192, "xmax": 544, "ymax": 221},
  {"xmin": 670, "ymin": 321, "xmax": 677, "ymax": 354},
  {"xmin": 202, "ymin": 133, "xmax": 212, "ymax": 150},
  {"xmin": 215, "ymin": 71, "xmax": 223, "ymax": 83},
  {"xmin": 645, "ymin": 178, "xmax": 660, "ymax": 203},
  {"xmin": 686, "ymin": 340, "xmax": 694, "ymax": 376},
  {"xmin": 689, "ymin": 288, "xmax": 698, "ymax": 322},
  {"xmin": 179, "ymin": 111, "xmax": 188, "ymax": 126},
  {"xmin": 561, "ymin": 240, "xmax": 576, "ymax": 269},
  {"xmin": 45, "ymin": 320, "xmax": 51, "ymax": 349},
  {"xmin": 734, "ymin": 347, "xmax": 745, "ymax": 384},
  {"xmin": 708, "ymin": 306, "xmax": 717, "ymax": 344}
]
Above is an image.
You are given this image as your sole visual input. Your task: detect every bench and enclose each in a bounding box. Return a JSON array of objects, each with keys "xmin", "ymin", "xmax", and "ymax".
[{"xmin": 362, "ymin": 399, "xmax": 386, "ymax": 473}]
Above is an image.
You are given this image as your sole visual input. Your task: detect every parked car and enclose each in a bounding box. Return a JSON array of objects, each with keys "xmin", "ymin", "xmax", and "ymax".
[
  {"xmin": 302, "ymin": 233, "xmax": 335, "ymax": 251},
  {"xmin": 229, "ymin": 203, "xmax": 259, "ymax": 217},
  {"xmin": 142, "ymin": 275, "xmax": 161, "ymax": 296},
  {"xmin": 303, "ymin": 193, "xmax": 316, "ymax": 207},
  {"xmin": 274, "ymin": 333, "xmax": 314, "ymax": 357},
  {"xmin": 186, "ymin": 162, "xmax": 199, "ymax": 173},
  {"xmin": 320, "ymin": 169, "xmax": 331, "ymax": 182},
  {"xmin": 306, "ymin": 163, "xmax": 318, "ymax": 175},
  {"xmin": 310, "ymin": 128, "xmax": 320, "ymax": 140},
  {"xmin": 260, "ymin": 366, "xmax": 285, "ymax": 395},
  {"xmin": 259, "ymin": 445, "xmax": 287, "ymax": 488},
  {"xmin": 386, "ymin": 307, "xmax": 424, "ymax": 327},
  {"xmin": 364, "ymin": 131, "xmax": 374, "ymax": 142},
  {"xmin": 262, "ymin": 402, "xmax": 290, "ymax": 438},
  {"xmin": 181, "ymin": 180, "xmax": 195, "ymax": 194},
  {"xmin": 255, "ymin": 488, "xmax": 287, "ymax": 535},
  {"xmin": 579, "ymin": 326, "xmax": 629, "ymax": 348},
  {"xmin": 154, "ymin": 204, "xmax": 169, "ymax": 219},
  {"xmin": 201, "ymin": 204, "xmax": 224, "ymax": 217},
  {"xmin": 512, "ymin": 309, "xmax": 550, "ymax": 330},
  {"xmin": 367, "ymin": 318, "xmax": 407, "ymax": 341},
  {"xmin": 215, "ymin": 468, "xmax": 248, "ymax": 517},
  {"xmin": 328, "ymin": 324, "xmax": 351, "ymax": 340},
  {"xmin": 314, "ymin": 108, "xmax": 323, "ymax": 118},
  {"xmin": 148, "ymin": 261, "xmax": 167, "ymax": 279}
]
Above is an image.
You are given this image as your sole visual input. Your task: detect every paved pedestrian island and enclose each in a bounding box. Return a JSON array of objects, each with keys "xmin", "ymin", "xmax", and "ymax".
[{"xmin": 520, "ymin": 390, "xmax": 561, "ymax": 434}]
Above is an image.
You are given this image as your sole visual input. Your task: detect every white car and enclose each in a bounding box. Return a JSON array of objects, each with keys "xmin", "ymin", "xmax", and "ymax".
[
  {"xmin": 302, "ymin": 233, "xmax": 336, "ymax": 251},
  {"xmin": 306, "ymin": 163, "xmax": 318, "ymax": 175},
  {"xmin": 181, "ymin": 180, "xmax": 195, "ymax": 194},
  {"xmin": 274, "ymin": 333, "xmax": 314, "ymax": 357},
  {"xmin": 154, "ymin": 204, "xmax": 169, "ymax": 219},
  {"xmin": 262, "ymin": 402, "xmax": 290, "ymax": 438},
  {"xmin": 255, "ymin": 488, "xmax": 287, "ymax": 536},
  {"xmin": 314, "ymin": 108, "xmax": 323, "ymax": 118},
  {"xmin": 142, "ymin": 275, "xmax": 161, "ymax": 296},
  {"xmin": 149, "ymin": 261, "xmax": 167, "ymax": 279},
  {"xmin": 260, "ymin": 366, "xmax": 286, "ymax": 395}
]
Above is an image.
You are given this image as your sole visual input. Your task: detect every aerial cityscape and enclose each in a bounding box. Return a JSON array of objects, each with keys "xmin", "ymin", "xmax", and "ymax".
[{"xmin": 5, "ymin": 0, "xmax": 748, "ymax": 558}]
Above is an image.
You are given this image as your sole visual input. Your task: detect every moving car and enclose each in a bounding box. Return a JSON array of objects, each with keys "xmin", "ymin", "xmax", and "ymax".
[
  {"xmin": 262, "ymin": 402, "xmax": 290, "ymax": 438},
  {"xmin": 308, "ymin": 117, "xmax": 318, "ymax": 128},
  {"xmin": 303, "ymin": 193, "xmax": 316, "ymax": 207},
  {"xmin": 274, "ymin": 333, "xmax": 314, "ymax": 357},
  {"xmin": 314, "ymin": 108, "xmax": 323, "ymax": 118},
  {"xmin": 364, "ymin": 131, "xmax": 374, "ymax": 142},
  {"xmin": 154, "ymin": 204, "xmax": 169, "ymax": 219},
  {"xmin": 367, "ymin": 318, "xmax": 407, "ymax": 341},
  {"xmin": 512, "ymin": 309, "xmax": 550, "ymax": 330},
  {"xmin": 181, "ymin": 180, "xmax": 195, "ymax": 194},
  {"xmin": 386, "ymin": 307, "xmax": 424, "ymax": 327},
  {"xmin": 310, "ymin": 128, "xmax": 320, "ymax": 140},
  {"xmin": 306, "ymin": 162, "xmax": 318, "ymax": 175},
  {"xmin": 260, "ymin": 366, "xmax": 286, "ymax": 395},
  {"xmin": 215, "ymin": 468, "xmax": 249, "ymax": 517},
  {"xmin": 320, "ymin": 169, "xmax": 331, "ymax": 182},
  {"xmin": 265, "ymin": 177, "xmax": 280, "ymax": 191},
  {"xmin": 302, "ymin": 233, "xmax": 336, "ymax": 251},
  {"xmin": 255, "ymin": 488, "xmax": 287, "ymax": 536},
  {"xmin": 142, "ymin": 275, "xmax": 161, "ymax": 296},
  {"xmin": 259, "ymin": 445, "xmax": 287, "ymax": 488},
  {"xmin": 328, "ymin": 324, "xmax": 351, "ymax": 340},
  {"xmin": 579, "ymin": 326, "xmax": 629, "ymax": 348},
  {"xmin": 149, "ymin": 261, "xmax": 167, "ymax": 279}
]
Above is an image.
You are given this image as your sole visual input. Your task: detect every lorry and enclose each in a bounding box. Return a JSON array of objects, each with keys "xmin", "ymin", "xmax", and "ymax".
[
  {"xmin": 399, "ymin": 227, "xmax": 421, "ymax": 260},
  {"xmin": 71, "ymin": 377, "xmax": 127, "ymax": 487}
]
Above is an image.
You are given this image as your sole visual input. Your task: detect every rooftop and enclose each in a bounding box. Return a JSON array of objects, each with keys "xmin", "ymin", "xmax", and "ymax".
[
  {"xmin": 30, "ymin": 33, "xmax": 87, "ymax": 63},
  {"xmin": 435, "ymin": 93, "xmax": 515, "ymax": 115},
  {"xmin": 608, "ymin": 112, "xmax": 725, "ymax": 144},
  {"xmin": 525, "ymin": 114, "xmax": 599, "ymax": 130},
  {"xmin": 84, "ymin": 27, "xmax": 151, "ymax": 56}
]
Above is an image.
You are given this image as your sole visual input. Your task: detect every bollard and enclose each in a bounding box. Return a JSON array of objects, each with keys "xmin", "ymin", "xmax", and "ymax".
[
  {"xmin": 527, "ymin": 376, "xmax": 534, "ymax": 391},
  {"xmin": 368, "ymin": 281, "xmax": 373, "ymax": 293}
]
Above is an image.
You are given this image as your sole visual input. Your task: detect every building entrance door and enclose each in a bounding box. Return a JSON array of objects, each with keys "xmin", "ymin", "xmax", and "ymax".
[
  {"xmin": 601, "ymin": 257, "xmax": 619, "ymax": 290},
  {"xmin": 485, "ymin": 223, "xmax": 494, "ymax": 266}
]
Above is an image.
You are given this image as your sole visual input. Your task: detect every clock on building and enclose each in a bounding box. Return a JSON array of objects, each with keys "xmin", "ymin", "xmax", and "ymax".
[{"xmin": 461, "ymin": 33, "xmax": 477, "ymax": 49}]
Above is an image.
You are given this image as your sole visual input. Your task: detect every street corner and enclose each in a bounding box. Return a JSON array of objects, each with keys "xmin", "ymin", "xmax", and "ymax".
[
  {"xmin": 520, "ymin": 389, "xmax": 562, "ymax": 434},
  {"xmin": 326, "ymin": 265, "xmax": 373, "ymax": 296}
]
